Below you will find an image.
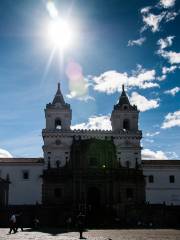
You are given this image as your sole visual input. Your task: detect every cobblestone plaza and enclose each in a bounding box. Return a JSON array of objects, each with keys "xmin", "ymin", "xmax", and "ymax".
[{"xmin": 0, "ymin": 229, "xmax": 180, "ymax": 240}]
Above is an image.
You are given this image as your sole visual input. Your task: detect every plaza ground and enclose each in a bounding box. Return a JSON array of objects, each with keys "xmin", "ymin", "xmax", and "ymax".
[{"xmin": 0, "ymin": 229, "xmax": 180, "ymax": 240}]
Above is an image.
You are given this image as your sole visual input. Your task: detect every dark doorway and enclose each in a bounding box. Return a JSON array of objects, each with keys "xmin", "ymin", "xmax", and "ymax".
[{"xmin": 87, "ymin": 187, "xmax": 100, "ymax": 208}]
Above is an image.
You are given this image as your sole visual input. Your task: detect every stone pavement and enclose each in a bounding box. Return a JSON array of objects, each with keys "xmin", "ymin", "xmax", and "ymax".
[{"xmin": 0, "ymin": 229, "xmax": 180, "ymax": 240}]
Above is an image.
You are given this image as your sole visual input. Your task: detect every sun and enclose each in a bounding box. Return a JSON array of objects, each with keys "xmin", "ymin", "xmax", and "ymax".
[{"xmin": 47, "ymin": 19, "xmax": 73, "ymax": 50}]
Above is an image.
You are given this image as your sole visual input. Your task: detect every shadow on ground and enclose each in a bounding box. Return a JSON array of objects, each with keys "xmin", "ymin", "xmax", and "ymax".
[{"xmin": 23, "ymin": 228, "xmax": 86, "ymax": 236}]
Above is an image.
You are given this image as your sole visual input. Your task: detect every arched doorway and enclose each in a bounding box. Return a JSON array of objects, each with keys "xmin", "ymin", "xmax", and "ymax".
[{"xmin": 87, "ymin": 187, "xmax": 101, "ymax": 209}]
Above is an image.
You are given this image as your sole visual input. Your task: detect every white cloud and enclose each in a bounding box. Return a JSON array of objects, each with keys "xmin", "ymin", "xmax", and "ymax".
[
  {"xmin": 158, "ymin": 49, "xmax": 180, "ymax": 64},
  {"xmin": 140, "ymin": 2, "xmax": 178, "ymax": 33},
  {"xmin": 145, "ymin": 131, "xmax": 160, "ymax": 137},
  {"xmin": 157, "ymin": 65, "xmax": 177, "ymax": 81},
  {"xmin": 164, "ymin": 87, "xmax": 180, "ymax": 96},
  {"xmin": 161, "ymin": 110, "xmax": 180, "ymax": 128},
  {"xmin": 157, "ymin": 36, "xmax": 174, "ymax": 49},
  {"xmin": 162, "ymin": 65, "xmax": 177, "ymax": 74},
  {"xmin": 128, "ymin": 37, "xmax": 146, "ymax": 46},
  {"xmin": 160, "ymin": 0, "xmax": 176, "ymax": 8},
  {"xmin": 142, "ymin": 12, "xmax": 166, "ymax": 32},
  {"xmin": 142, "ymin": 148, "xmax": 168, "ymax": 160},
  {"xmin": 166, "ymin": 151, "xmax": 179, "ymax": 159},
  {"xmin": 165, "ymin": 11, "xmax": 179, "ymax": 22},
  {"xmin": 141, "ymin": 6, "xmax": 151, "ymax": 14},
  {"xmin": 157, "ymin": 74, "xmax": 167, "ymax": 81},
  {"xmin": 129, "ymin": 92, "xmax": 159, "ymax": 112},
  {"xmin": 0, "ymin": 148, "xmax": 13, "ymax": 158},
  {"xmin": 92, "ymin": 65, "xmax": 158, "ymax": 94},
  {"xmin": 71, "ymin": 115, "xmax": 112, "ymax": 130},
  {"xmin": 66, "ymin": 91, "xmax": 95, "ymax": 101}
]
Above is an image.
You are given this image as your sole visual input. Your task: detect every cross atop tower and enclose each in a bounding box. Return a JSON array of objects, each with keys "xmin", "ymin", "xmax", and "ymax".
[{"xmin": 122, "ymin": 84, "xmax": 125, "ymax": 92}]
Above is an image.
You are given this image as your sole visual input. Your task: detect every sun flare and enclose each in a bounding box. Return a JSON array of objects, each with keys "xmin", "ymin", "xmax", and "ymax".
[{"xmin": 47, "ymin": 19, "xmax": 73, "ymax": 50}]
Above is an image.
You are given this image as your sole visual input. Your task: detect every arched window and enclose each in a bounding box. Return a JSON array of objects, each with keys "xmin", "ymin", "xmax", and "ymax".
[
  {"xmin": 123, "ymin": 105, "xmax": 128, "ymax": 110},
  {"xmin": 123, "ymin": 119, "xmax": 130, "ymax": 130},
  {"xmin": 55, "ymin": 119, "xmax": 61, "ymax": 129}
]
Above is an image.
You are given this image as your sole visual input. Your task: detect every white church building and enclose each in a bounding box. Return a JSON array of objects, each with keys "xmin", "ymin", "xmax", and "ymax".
[{"xmin": 0, "ymin": 84, "xmax": 180, "ymax": 206}]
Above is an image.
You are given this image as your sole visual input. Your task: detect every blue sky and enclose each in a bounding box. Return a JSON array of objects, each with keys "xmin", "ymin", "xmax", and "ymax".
[{"xmin": 0, "ymin": 0, "xmax": 179, "ymax": 159}]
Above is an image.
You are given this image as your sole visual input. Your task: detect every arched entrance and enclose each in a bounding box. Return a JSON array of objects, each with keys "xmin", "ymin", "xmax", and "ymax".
[{"xmin": 87, "ymin": 187, "xmax": 101, "ymax": 209}]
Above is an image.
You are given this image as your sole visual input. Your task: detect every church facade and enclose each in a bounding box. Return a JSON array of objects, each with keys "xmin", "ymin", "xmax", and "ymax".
[{"xmin": 0, "ymin": 84, "xmax": 180, "ymax": 209}]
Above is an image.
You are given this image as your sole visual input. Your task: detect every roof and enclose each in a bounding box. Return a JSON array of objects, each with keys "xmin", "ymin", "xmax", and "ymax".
[
  {"xmin": 0, "ymin": 158, "xmax": 44, "ymax": 164},
  {"xmin": 114, "ymin": 85, "xmax": 137, "ymax": 111},
  {"xmin": 118, "ymin": 85, "xmax": 130, "ymax": 106},
  {"xmin": 52, "ymin": 82, "xmax": 65, "ymax": 105},
  {"xmin": 46, "ymin": 83, "xmax": 71, "ymax": 109},
  {"xmin": 142, "ymin": 160, "xmax": 180, "ymax": 166}
]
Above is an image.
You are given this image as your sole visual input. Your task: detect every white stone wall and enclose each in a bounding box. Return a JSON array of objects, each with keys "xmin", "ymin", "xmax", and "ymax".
[
  {"xmin": 143, "ymin": 164, "xmax": 180, "ymax": 205},
  {"xmin": 42, "ymin": 129, "xmax": 142, "ymax": 168},
  {"xmin": 0, "ymin": 164, "xmax": 43, "ymax": 205}
]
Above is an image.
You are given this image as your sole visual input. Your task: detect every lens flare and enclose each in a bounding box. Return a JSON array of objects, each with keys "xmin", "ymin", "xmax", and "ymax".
[
  {"xmin": 66, "ymin": 60, "xmax": 88, "ymax": 98},
  {"xmin": 46, "ymin": 1, "xmax": 58, "ymax": 19}
]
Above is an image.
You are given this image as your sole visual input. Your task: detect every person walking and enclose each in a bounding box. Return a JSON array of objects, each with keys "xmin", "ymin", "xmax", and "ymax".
[
  {"xmin": 9, "ymin": 213, "xmax": 16, "ymax": 234},
  {"xmin": 77, "ymin": 212, "xmax": 85, "ymax": 239}
]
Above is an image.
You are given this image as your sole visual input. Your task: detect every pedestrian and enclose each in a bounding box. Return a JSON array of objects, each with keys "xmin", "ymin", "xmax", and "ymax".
[
  {"xmin": 15, "ymin": 213, "xmax": 23, "ymax": 232},
  {"xmin": 77, "ymin": 212, "xmax": 85, "ymax": 239},
  {"xmin": 9, "ymin": 213, "xmax": 16, "ymax": 234},
  {"xmin": 33, "ymin": 216, "xmax": 40, "ymax": 229}
]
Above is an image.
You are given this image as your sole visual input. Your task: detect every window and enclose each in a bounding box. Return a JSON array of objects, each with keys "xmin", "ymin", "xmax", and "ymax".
[
  {"xmin": 22, "ymin": 170, "xmax": 29, "ymax": 180},
  {"xmin": 148, "ymin": 175, "xmax": 154, "ymax": 183},
  {"xmin": 126, "ymin": 188, "xmax": 133, "ymax": 200},
  {"xmin": 55, "ymin": 119, "xmax": 61, "ymax": 129},
  {"xmin": 169, "ymin": 175, "xmax": 175, "ymax": 183},
  {"xmin": 54, "ymin": 188, "xmax": 62, "ymax": 198},
  {"xmin": 123, "ymin": 119, "xmax": 130, "ymax": 130},
  {"xmin": 56, "ymin": 160, "xmax": 60, "ymax": 168}
]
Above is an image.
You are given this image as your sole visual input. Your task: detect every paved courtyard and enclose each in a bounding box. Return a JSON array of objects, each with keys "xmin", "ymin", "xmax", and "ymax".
[{"xmin": 0, "ymin": 229, "xmax": 180, "ymax": 240}]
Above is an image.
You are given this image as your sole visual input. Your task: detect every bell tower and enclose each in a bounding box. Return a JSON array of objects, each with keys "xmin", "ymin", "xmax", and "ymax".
[
  {"xmin": 42, "ymin": 83, "xmax": 72, "ymax": 168},
  {"xmin": 45, "ymin": 83, "xmax": 71, "ymax": 130},
  {"xmin": 111, "ymin": 85, "xmax": 139, "ymax": 132},
  {"xmin": 111, "ymin": 85, "xmax": 142, "ymax": 168}
]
